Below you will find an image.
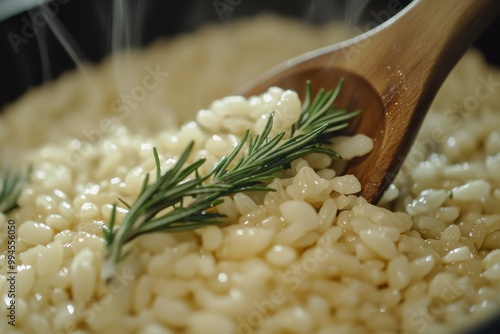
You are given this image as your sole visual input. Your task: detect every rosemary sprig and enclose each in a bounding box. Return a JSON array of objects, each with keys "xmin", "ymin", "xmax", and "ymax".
[
  {"xmin": 101, "ymin": 80, "xmax": 360, "ymax": 281},
  {"xmin": 0, "ymin": 167, "xmax": 30, "ymax": 214}
]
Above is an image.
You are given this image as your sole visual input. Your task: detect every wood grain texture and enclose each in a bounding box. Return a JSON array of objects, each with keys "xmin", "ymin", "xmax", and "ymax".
[{"xmin": 240, "ymin": 0, "xmax": 500, "ymax": 203}]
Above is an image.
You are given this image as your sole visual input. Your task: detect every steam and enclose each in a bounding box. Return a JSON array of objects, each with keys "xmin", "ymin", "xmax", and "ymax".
[
  {"xmin": 28, "ymin": 0, "xmax": 147, "ymax": 98},
  {"xmin": 343, "ymin": 0, "xmax": 372, "ymax": 28},
  {"xmin": 111, "ymin": 0, "xmax": 147, "ymax": 94},
  {"xmin": 31, "ymin": 5, "xmax": 90, "ymax": 85},
  {"xmin": 303, "ymin": 0, "xmax": 373, "ymax": 29}
]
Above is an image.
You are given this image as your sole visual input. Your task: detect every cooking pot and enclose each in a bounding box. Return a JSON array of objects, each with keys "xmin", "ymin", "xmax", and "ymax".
[{"xmin": 1, "ymin": 0, "xmax": 499, "ymax": 109}]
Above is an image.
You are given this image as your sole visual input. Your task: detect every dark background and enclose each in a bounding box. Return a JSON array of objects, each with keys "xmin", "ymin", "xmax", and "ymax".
[{"xmin": 0, "ymin": 0, "xmax": 498, "ymax": 109}]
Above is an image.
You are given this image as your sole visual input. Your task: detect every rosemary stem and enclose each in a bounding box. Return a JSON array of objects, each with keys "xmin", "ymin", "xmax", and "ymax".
[{"xmin": 101, "ymin": 81, "xmax": 361, "ymax": 282}]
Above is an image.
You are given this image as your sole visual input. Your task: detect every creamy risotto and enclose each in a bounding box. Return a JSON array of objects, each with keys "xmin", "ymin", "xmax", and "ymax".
[{"xmin": 1, "ymin": 14, "xmax": 500, "ymax": 334}]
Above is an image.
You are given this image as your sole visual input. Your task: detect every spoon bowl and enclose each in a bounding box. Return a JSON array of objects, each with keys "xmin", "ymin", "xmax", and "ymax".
[{"xmin": 239, "ymin": 0, "xmax": 500, "ymax": 203}]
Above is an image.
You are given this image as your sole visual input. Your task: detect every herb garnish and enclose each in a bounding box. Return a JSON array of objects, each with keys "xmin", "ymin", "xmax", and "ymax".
[
  {"xmin": 102, "ymin": 80, "xmax": 360, "ymax": 281},
  {"xmin": 0, "ymin": 167, "xmax": 30, "ymax": 214}
]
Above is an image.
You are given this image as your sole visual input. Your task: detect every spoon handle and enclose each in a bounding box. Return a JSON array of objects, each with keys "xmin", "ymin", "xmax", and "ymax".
[
  {"xmin": 340, "ymin": 0, "xmax": 500, "ymax": 202},
  {"xmin": 239, "ymin": 0, "xmax": 500, "ymax": 203},
  {"xmin": 356, "ymin": 0, "xmax": 500, "ymax": 107}
]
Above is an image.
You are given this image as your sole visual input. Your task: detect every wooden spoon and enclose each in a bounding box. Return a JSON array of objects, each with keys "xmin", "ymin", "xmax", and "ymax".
[{"xmin": 239, "ymin": 0, "xmax": 500, "ymax": 204}]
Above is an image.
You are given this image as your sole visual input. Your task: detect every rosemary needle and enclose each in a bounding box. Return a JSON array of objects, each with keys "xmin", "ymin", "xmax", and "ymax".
[
  {"xmin": 101, "ymin": 80, "xmax": 360, "ymax": 281},
  {"xmin": 0, "ymin": 166, "xmax": 30, "ymax": 214}
]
